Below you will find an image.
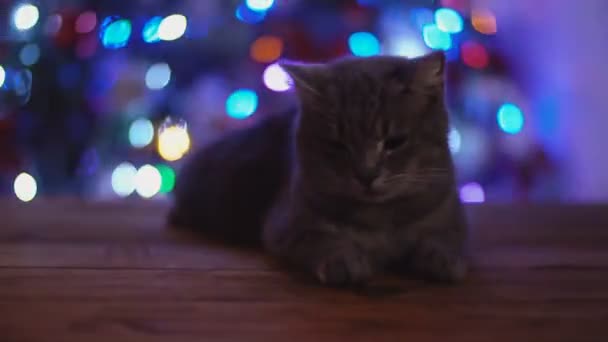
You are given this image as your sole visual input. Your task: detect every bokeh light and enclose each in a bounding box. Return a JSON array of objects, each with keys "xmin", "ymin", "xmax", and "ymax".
[
  {"xmin": 142, "ymin": 16, "xmax": 162, "ymax": 43},
  {"xmin": 158, "ymin": 121, "xmax": 191, "ymax": 161},
  {"xmin": 435, "ymin": 8, "xmax": 463, "ymax": 34},
  {"xmin": 497, "ymin": 103, "xmax": 524, "ymax": 135},
  {"xmin": 422, "ymin": 24, "xmax": 452, "ymax": 50},
  {"xmin": 348, "ymin": 32, "xmax": 381, "ymax": 57},
  {"xmin": 226, "ymin": 89, "xmax": 258, "ymax": 119},
  {"xmin": 410, "ymin": 7, "xmax": 434, "ymax": 30},
  {"xmin": 250, "ymin": 36, "xmax": 283, "ymax": 63},
  {"xmin": 389, "ymin": 37, "xmax": 428, "ymax": 58},
  {"xmin": 19, "ymin": 43, "xmax": 40, "ymax": 66},
  {"xmin": 75, "ymin": 11, "xmax": 97, "ymax": 34},
  {"xmin": 129, "ymin": 118, "xmax": 154, "ymax": 148},
  {"xmin": 13, "ymin": 4, "xmax": 39, "ymax": 31},
  {"xmin": 14, "ymin": 172, "xmax": 37, "ymax": 202},
  {"xmin": 246, "ymin": 0, "xmax": 275, "ymax": 12},
  {"xmin": 0, "ymin": 65, "xmax": 6, "ymax": 87},
  {"xmin": 263, "ymin": 63, "xmax": 292, "ymax": 92},
  {"xmin": 236, "ymin": 4, "xmax": 266, "ymax": 24},
  {"xmin": 459, "ymin": 182, "xmax": 485, "ymax": 203},
  {"xmin": 158, "ymin": 14, "xmax": 187, "ymax": 41},
  {"xmin": 44, "ymin": 14, "xmax": 63, "ymax": 36},
  {"xmin": 112, "ymin": 162, "xmax": 137, "ymax": 197},
  {"xmin": 448, "ymin": 128, "xmax": 462, "ymax": 154},
  {"xmin": 145, "ymin": 63, "xmax": 171, "ymax": 90},
  {"xmin": 156, "ymin": 164, "xmax": 176, "ymax": 194},
  {"xmin": 472, "ymin": 9, "xmax": 497, "ymax": 35},
  {"xmin": 100, "ymin": 17, "xmax": 132, "ymax": 49},
  {"xmin": 134, "ymin": 165, "xmax": 162, "ymax": 199},
  {"xmin": 461, "ymin": 41, "xmax": 489, "ymax": 69}
]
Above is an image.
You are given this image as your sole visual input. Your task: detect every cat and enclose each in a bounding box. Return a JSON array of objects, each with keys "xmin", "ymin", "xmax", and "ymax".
[{"xmin": 169, "ymin": 51, "xmax": 467, "ymax": 287}]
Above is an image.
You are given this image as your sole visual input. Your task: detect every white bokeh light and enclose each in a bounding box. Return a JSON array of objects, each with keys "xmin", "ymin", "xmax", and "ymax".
[
  {"xmin": 135, "ymin": 164, "xmax": 162, "ymax": 199},
  {"xmin": 14, "ymin": 172, "xmax": 37, "ymax": 202},
  {"xmin": 13, "ymin": 4, "xmax": 40, "ymax": 31},
  {"xmin": 111, "ymin": 162, "xmax": 137, "ymax": 197},
  {"xmin": 145, "ymin": 63, "xmax": 171, "ymax": 90},
  {"xmin": 158, "ymin": 14, "xmax": 187, "ymax": 41},
  {"xmin": 263, "ymin": 63, "xmax": 292, "ymax": 92},
  {"xmin": 0, "ymin": 65, "xmax": 6, "ymax": 87}
]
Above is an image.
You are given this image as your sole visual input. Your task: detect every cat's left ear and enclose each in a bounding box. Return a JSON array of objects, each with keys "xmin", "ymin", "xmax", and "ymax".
[
  {"xmin": 411, "ymin": 51, "xmax": 445, "ymax": 89},
  {"xmin": 278, "ymin": 60, "xmax": 327, "ymax": 99}
]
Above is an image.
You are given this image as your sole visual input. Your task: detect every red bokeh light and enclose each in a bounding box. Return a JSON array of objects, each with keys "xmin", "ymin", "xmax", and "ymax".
[{"xmin": 461, "ymin": 41, "xmax": 489, "ymax": 69}]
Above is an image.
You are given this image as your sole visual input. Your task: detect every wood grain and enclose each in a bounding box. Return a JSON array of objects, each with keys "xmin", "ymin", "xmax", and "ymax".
[{"xmin": 0, "ymin": 198, "xmax": 607, "ymax": 341}]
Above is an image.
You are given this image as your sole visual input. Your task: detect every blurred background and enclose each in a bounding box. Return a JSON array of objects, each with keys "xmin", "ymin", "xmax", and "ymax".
[{"xmin": 0, "ymin": 0, "xmax": 606, "ymax": 204}]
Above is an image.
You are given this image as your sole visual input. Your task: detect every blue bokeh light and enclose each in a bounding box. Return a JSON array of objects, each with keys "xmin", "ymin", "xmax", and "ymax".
[
  {"xmin": 435, "ymin": 8, "xmax": 463, "ymax": 34},
  {"xmin": 348, "ymin": 32, "xmax": 381, "ymax": 57},
  {"xmin": 142, "ymin": 16, "xmax": 162, "ymax": 43},
  {"xmin": 100, "ymin": 16, "xmax": 132, "ymax": 49},
  {"xmin": 236, "ymin": 4, "xmax": 266, "ymax": 24},
  {"xmin": 226, "ymin": 89, "xmax": 258, "ymax": 119},
  {"xmin": 246, "ymin": 0, "xmax": 275, "ymax": 12},
  {"xmin": 19, "ymin": 44, "xmax": 40, "ymax": 66},
  {"xmin": 422, "ymin": 24, "xmax": 452, "ymax": 50},
  {"xmin": 410, "ymin": 7, "xmax": 434, "ymax": 30},
  {"xmin": 129, "ymin": 118, "xmax": 155, "ymax": 148},
  {"xmin": 497, "ymin": 103, "xmax": 525, "ymax": 134}
]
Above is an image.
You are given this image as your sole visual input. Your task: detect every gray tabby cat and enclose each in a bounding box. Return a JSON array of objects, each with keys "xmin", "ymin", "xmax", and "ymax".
[{"xmin": 169, "ymin": 51, "xmax": 467, "ymax": 286}]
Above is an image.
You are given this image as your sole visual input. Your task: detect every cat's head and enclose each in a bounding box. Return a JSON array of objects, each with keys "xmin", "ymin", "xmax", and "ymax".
[{"xmin": 281, "ymin": 52, "xmax": 454, "ymax": 202}]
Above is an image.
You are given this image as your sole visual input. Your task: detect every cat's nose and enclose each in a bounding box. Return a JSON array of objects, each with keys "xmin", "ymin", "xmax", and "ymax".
[{"xmin": 355, "ymin": 168, "xmax": 378, "ymax": 187}]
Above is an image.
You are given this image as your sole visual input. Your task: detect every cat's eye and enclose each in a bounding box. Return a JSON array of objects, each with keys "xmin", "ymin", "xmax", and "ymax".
[{"xmin": 384, "ymin": 135, "xmax": 408, "ymax": 151}]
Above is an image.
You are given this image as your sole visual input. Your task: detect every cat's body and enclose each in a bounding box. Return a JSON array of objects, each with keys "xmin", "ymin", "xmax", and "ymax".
[{"xmin": 170, "ymin": 52, "xmax": 467, "ymax": 286}]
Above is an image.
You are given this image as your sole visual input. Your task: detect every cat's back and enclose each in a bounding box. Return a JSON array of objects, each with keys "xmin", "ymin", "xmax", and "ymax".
[{"xmin": 169, "ymin": 109, "xmax": 295, "ymax": 244}]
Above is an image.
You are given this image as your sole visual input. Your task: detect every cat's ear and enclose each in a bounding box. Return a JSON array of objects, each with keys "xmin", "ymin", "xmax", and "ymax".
[
  {"xmin": 411, "ymin": 51, "xmax": 445, "ymax": 89},
  {"xmin": 278, "ymin": 61, "xmax": 327, "ymax": 98}
]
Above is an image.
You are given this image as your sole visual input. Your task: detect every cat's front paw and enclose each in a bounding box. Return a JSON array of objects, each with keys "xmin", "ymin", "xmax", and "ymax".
[
  {"xmin": 409, "ymin": 240, "xmax": 467, "ymax": 283},
  {"xmin": 316, "ymin": 245, "xmax": 373, "ymax": 287}
]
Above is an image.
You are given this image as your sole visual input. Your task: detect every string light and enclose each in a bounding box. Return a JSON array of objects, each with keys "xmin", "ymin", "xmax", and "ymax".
[
  {"xmin": 246, "ymin": 0, "xmax": 275, "ymax": 12},
  {"xmin": 448, "ymin": 128, "xmax": 462, "ymax": 154},
  {"xmin": 226, "ymin": 89, "xmax": 258, "ymax": 119},
  {"xmin": 135, "ymin": 165, "xmax": 162, "ymax": 199},
  {"xmin": 348, "ymin": 32, "xmax": 381, "ymax": 57},
  {"xmin": 158, "ymin": 14, "xmax": 187, "ymax": 41},
  {"xmin": 19, "ymin": 43, "xmax": 40, "ymax": 66},
  {"xmin": 14, "ymin": 172, "xmax": 37, "ymax": 202},
  {"xmin": 13, "ymin": 3, "xmax": 39, "ymax": 31},
  {"xmin": 0, "ymin": 65, "xmax": 6, "ymax": 88},
  {"xmin": 129, "ymin": 119, "xmax": 154, "ymax": 148},
  {"xmin": 44, "ymin": 14, "xmax": 63, "ymax": 36},
  {"xmin": 250, "ymin": 36, "xmax": 283, "ymax": 63},
  {"xmin": 156, "ymin": 164, "xmax": 176, "ymax": 194},
  {"xmin": 459, "ymin": 182, "xmax": 485, "ymax": 203},
  {"xmin": 142, "ymin": 16, "xmax": 162, "ymax": 43},
  {"xmin": 75, "ymin": 11, "xmax": 97, "ymax": 34},
  {"xmin": 435, "ymin": 8, "xmax": 463, "ymax": 34},
  {"xmin": 145, "ymin": 63, "xmax": 171, "ymax": 90},
  {"xmin": 263, "ymin": 63, "xmax": 292, "ymax": 92},
  {"xmin": 100, "ymin": 16, "xmax": 132, "ymax": 49},
  {"xmin": 157, "ymin": 119, "xmax": 191, "ymax": 161},
  {"xmin": 461, "ymin": 41, "xmax": 489, "ymax": 69},
  {"xmin": 236, "ymin": 4, "xmax": 266, "ymax": 24},
  {"xmin": 472, "ymin": 9, "xmax": 497, "ymax": 35},
  {"xmin": 410, "ymin": 8, "xmax": 434, "ymax": 30},
  {"xmin": 422, "ymin": 24, "xmax": 452, "ymax": 51},
  {"xmin": 389, "ymin": 37, "xmax": 427, "ymax": 58},
  {"xmin": 497, "ymin": 103, "xmax": 524, "ymax": 135},
  {"xmin": 112, "ymin": 162, "xmax": 137, "ymax": 197}
]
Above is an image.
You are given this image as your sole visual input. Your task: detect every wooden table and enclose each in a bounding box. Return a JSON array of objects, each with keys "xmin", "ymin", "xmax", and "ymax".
[{"xmin": 1, "ymin": 199, "xmax": 607, "ymax": 342}]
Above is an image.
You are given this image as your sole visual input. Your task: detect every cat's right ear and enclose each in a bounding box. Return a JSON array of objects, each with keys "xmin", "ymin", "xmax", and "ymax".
[{"xmin": 278, "ymin": 61, "xmax": 327, "ymax": 99}]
